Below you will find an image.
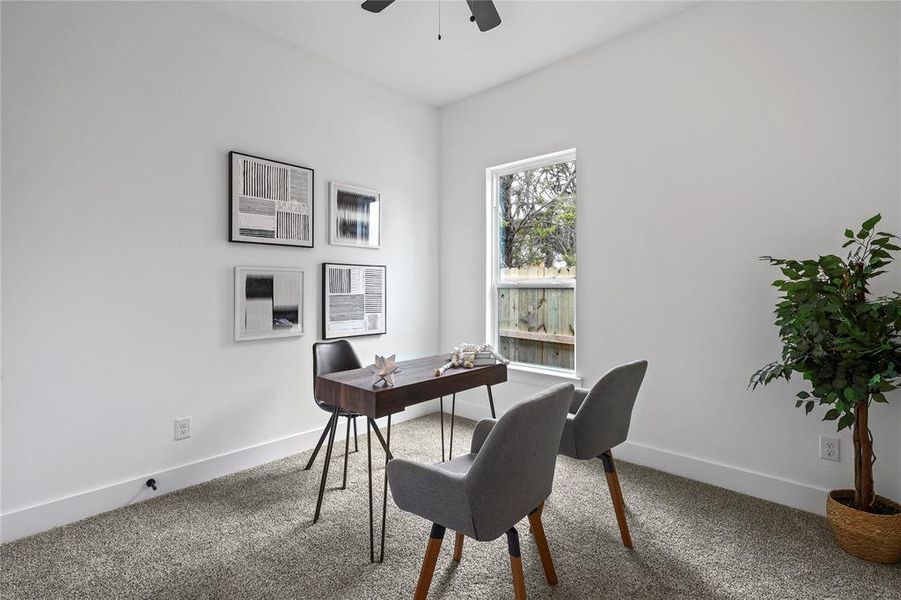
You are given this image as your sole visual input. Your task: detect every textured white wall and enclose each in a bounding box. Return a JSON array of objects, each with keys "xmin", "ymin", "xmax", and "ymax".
[
  {"xmin": 439, "ymin": 1, "xmax": 901, "ymax": 506},
  {"xmin": 1, "ymin": 1, "xmax": 439, "ymax": 522}
]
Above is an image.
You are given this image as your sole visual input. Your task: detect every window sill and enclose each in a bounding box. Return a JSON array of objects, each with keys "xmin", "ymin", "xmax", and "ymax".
[{"xmin": 506, "ymin": 363, "xmax": 582, "ymax": 387}]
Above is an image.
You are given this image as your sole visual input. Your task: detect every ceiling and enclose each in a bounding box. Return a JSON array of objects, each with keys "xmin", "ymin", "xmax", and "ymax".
[{"xmin": 215, "ymin": 1, "xmax": 699, "ymax": 107}]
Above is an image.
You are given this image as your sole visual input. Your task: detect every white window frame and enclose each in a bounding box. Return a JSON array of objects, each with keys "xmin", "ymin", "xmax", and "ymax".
[{"xmin": 485, "ymin": 148, "xmax": 578, "ymax": 380}]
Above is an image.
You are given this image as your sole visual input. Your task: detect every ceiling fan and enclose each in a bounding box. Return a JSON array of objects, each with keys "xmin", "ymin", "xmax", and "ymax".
[{"xmin": 361, "ymin": 0, "xmax": 502, "ymax": 33}]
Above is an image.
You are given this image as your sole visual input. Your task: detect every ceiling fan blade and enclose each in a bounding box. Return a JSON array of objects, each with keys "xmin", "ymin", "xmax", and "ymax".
[
  {"xmin": 466, "ymin": 0, "xmax": 502, "ymax": 32},
  {"xmin": 361, "ymin": 0, "xmax": 395, "ymax": 13}
]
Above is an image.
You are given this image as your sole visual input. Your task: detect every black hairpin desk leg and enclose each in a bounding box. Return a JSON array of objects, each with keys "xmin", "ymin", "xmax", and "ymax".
[
  {"xmin": 313, "ymin": 405, "xmax": 340, "ymax": 523},
  {"xmin": 487, "ymin": 385, "xmax": 497, "ymax": 419},
  {"xmin": 439, "ymin": 396, "xmax": 445, "ymax": 462},
  {"xmin": 449, "ymin": 393, "xmax": 456, "ymax": 460},
  {"xmin": 367, "ymin": 418, "xmax": 374, "ymax": 562},
  {"xmin": 370, "ymin": 420, "xmax": 394, "ymax": 461},
  {"xmin": 341, "ymin": 416, "xmax": 351, "ymax": 490},
  {"xmin": 379, "ymin": 415, "xmax": 392, "ymax": 563}
]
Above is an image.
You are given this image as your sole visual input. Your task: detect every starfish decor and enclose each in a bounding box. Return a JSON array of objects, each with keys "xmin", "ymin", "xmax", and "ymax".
[{"xmin": 370, "ymin": 354, "xmax": 401, "ymax": 387}]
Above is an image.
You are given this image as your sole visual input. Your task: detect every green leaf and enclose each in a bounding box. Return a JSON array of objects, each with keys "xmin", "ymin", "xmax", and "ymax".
[
  {"xmin": 823, "ymin": 409, "xmax": 840, "ymax": 420},
  {"xmin": 843, "ymin": 387, "xmax": 856, "ymax": 402},
  {"xmin": 844, "ymin": 229, "xmax": 855, "ymax": 238},
  {"xmin": 797, "ymin": 391, "xmax": 810, "ymax": 399},
  {"xmin": 861, "ymin": 214, "xmax": 882, "ymax": 231},
  {"xmin": 837, "ymin": 413, "xmax": 855, "ymax": 431},
  {"xmin": 795, "ymin": 400, "xmax": 804, "ymax": 408},
  {"xmin": 805, "ymin": 400, "xmax": 815, "ymax": 414}
]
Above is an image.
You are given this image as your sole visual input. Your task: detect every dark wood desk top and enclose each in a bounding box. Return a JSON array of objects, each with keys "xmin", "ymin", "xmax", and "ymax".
[{"xmin": 316, "ymin": 354, "xmax": 507, "ymax": 418}]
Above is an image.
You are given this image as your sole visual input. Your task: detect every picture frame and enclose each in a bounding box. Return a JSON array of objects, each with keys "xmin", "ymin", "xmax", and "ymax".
[
  {"xmin": 322, "ymin": 263, "xmax": 386, "ymax": 339},
  {"xmin": 235, "ymin": 266, "xmax": 304, "ymax": 341},
  {"xmin": 229, "ymin": 151, "xmax": 314, "ymax": 248},
  {"xmin": 329, "ymin": 182, "xmax": 381, "ymax": 249}
]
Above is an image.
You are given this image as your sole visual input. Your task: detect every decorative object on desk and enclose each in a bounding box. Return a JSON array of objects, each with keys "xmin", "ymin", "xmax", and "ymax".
[
  {"xmin": 370, "ymin": 354, "xmax": 400, "ymax": 387},
  {"xmin": 750, "ymin": 214, "xmax": 901, "ymax": 563},
  {"xmin": 322, "ymin": 263, "xmax": 387, "ymax": 339},
  {"xmin": 234, "ymin": 266, "xmax": 304, "ymax": 341},
  {"xmin": 229, "ymin": 151, "xmax": 314, "ymax": 247},
  {"xmin": 330, "ymin": 182, "xmax": 380, "ymax": 248},
  {"xmin": 435, "ymin": 343, "xmax": 509, "ymax": 376}
]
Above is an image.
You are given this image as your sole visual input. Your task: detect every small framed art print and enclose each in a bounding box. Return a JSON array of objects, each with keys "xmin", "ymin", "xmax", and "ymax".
[
  {"xmin": 235, "ymin": 267, "xmax": 304, "ymax": 341},
  {"xmin": 329, "ymin": 182, "xmax": 380, "ymax": 249}
]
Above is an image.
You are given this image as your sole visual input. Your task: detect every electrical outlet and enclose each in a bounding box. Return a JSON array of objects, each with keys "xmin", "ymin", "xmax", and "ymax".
[
  {"xmin": 174, "ymin": 417, "xmax": 191, "ymax": 441},
  {"xmin": 820, "ymin": 435, "xmax": 840, "ymax": 462}
]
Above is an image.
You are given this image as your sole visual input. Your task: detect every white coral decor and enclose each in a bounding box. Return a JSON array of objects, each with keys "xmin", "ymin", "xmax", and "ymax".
[{"xmin": 434, "ymin": 343, "xmax": 509, "ymax": 377}]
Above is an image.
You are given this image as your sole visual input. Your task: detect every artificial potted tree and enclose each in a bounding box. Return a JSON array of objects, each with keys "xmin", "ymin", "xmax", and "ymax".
[{"xmin": 751, "ymin": 214, "xmax": 901, "ymax": 563}]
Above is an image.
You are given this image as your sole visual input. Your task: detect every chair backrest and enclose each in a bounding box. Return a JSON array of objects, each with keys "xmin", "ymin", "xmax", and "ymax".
[
  {"xmin": 312, "ymin": 340, "xmax": 362, "ymax": 404},
  {"xmin": 572, "ymin": 360, "xmax": 647, "ymax": 458},
  {"xmin": 466, "ymin": 383, "xmax": 573, "ymax": 541}
]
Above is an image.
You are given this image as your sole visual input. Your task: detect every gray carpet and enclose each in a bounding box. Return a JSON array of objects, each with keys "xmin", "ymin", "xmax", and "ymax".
[{"xmin": 2, "ymin": 413, "xmax": 899, "ymax": 599}]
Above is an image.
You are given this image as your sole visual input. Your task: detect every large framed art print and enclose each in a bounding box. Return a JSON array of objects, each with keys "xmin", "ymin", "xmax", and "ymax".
[
  {"xmin": 229, "ymin": 151, "xmax": 314, "ymax": 247},
  {"xmin": 322, "ymin": 263, "xmax": 386, "ymax": 339}
]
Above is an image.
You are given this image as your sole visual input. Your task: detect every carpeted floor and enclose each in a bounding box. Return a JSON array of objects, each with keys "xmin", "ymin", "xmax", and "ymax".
[{"xmin": 2, "ymin": 413, "xmax": 899, "ymax": 599}]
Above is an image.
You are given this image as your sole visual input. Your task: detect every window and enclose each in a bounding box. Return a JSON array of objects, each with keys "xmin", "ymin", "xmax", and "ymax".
[{"xmin": 487, "ymin": 150, "xmax": 576, "ymax": 373}]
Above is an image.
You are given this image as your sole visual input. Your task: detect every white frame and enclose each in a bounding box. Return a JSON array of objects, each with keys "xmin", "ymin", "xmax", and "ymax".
[
  {"xmin": 485, "ymin": 148, "xmax": 577, "ymax": 376},
  {"xmin": 234, "ymin": 266, "xmax": 305, "ymax": 341},
  {"xmin": 329, "ymin": 182, "xmax": 381, "ymax": 248}
]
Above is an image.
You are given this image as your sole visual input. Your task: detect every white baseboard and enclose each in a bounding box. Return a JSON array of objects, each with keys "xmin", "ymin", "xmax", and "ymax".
[
  {"xmin": 3, "ymin": 395, "xmax": 828, "ymax": 544},
  {"xmin": 0, "ymin": 402, "xmax": 437, "ymax": 544},
  {"xmin": 613, "ymin": 441, "xmax": 828, "ymax": 515},
  {"xmin": 447, "ymin": 397, "xmax": 828, "ymax": 516}
]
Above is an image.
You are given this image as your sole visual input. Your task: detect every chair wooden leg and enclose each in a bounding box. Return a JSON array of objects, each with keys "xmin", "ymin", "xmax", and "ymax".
[
  {"xmin": 506, "ymin": 527, "xmax": 526, "ymax": 600},
  {"xmin": 414, "ymin": 524, "xmax": 446, "ymax": 600},
  {"xmin": 600, "ymin": 450, "xmax": 633, "ymax": 548},
  {"xmin": 527, "ymin": 503, "xmax": 558, "ymax": 585},
  {"xmin": 453, "ymin": 532, "xmax": 464, "ymax": 561}
]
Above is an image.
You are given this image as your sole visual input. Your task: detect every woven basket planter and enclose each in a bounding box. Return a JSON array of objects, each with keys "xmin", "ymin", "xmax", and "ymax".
[{"xmin": 826, "ymin": 490, "xmax": 901, "ymax": 563}]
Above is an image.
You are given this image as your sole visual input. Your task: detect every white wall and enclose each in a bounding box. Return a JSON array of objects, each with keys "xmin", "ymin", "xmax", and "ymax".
[
  {"xmin": 1, "ymin": 1, "xmax": 439, "ymax": 540},
  {"xmin": 440, "ymin": 1, "xmax": 901, "ymax": 513}
]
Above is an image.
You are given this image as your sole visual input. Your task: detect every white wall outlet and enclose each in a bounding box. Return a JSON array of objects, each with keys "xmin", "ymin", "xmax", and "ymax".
[
  {"xmin": 819, "ymin": 435, "xmax": 840, "ymax": 462},
  {"xmin": 174, "ymin": 417, "xmax": 191, "ymax": 441}
]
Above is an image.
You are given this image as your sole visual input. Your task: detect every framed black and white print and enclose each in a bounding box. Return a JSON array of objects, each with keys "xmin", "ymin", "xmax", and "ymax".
[
  {"xmin": 322, "ymin": 263, "xmax": 386, "ymax": 339},
  {"xmin": 329, "ymin": 182, "xmax": 380, "ymax": 248},
  {"xmin": 229, "ymin": 151, "xmax": 314, "ymax": 247},
  {"xmin": 235, "ymin": 267, "xmax": 304, "ymax": 341}
]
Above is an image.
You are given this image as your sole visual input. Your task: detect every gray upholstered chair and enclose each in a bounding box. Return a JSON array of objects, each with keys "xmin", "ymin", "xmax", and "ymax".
[
  {"xmin": 388, "ymin": 383, "xmax": 574, "ymax": 600},
  {"xmin": 558, "ymin": 360, "xmax": 648, "ymax": 548}
]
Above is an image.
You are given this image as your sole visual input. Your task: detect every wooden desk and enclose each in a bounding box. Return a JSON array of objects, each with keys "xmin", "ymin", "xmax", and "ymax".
[{"xmin": 314, "ymin": 354, "xmax": 507, "ymax": 562}]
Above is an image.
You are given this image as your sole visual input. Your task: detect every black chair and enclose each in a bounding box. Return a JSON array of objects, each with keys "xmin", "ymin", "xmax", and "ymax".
[{"xmin": 307, "ymin": 340, "xmax": 391, "ymax": 523}]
